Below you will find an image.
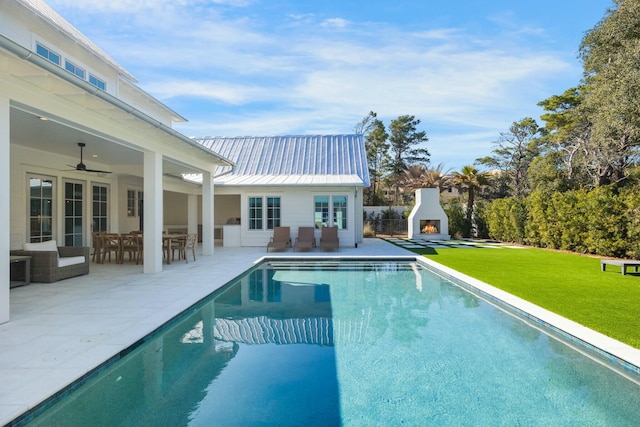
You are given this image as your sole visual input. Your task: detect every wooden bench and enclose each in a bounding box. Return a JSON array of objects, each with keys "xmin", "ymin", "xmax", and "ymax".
[{"xmin": 600, "ymin": 259, "xmax": 640, "ymax": 275}]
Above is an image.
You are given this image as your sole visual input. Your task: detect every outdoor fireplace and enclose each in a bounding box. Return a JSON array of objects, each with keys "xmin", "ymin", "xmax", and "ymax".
[
  {"xmin": 407, "ymin": 188, "xmax": 450, "ymax": 240},
  {"xmin": 420, "ymin": 220, "xmax": 440, "ymax": 235}
]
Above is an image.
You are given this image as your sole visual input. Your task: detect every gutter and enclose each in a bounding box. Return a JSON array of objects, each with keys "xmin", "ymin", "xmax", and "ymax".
[{"xmin": 0, "ymin": 33, "xmax": 235, "ymax": 171}]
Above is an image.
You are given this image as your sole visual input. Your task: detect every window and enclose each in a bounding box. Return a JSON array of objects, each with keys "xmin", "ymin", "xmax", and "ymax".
[
  {"xmin": 29, "ymin": 175, "xmax": 54, "ymax": 243},
  {"xmin": 266, "ymin": 197, "xmax": 281, "ymax": 229},
  {"xmin": 36, "ymin": 43, "xmax": 60, "ymax": 65},
  {"xmin": 314, "ymin": 195, "xmax": 348, "ymax": 229},
  {"xmin": 64, "ymin": 181, "xmax": 84, "ymax": 247},
  {"xmin": 248, "ymin": 196, "xmax": 281, "ymax": 230},
  {"xmin": 92, "ymin": 184, "xmax": 109, "ymax": 232},
  {"xmin": 127, "ymin": 190, "xmax": 136, "ymax": 217},
  {"xmin": 333, "ymin": 196, "xmax": 347, "ymax": 229},
  {"xmin": 314, "ymin": 196, "xmax": 329, "ymax": 228},
  {"xmin": 65, "ymin": 60, "xmax": 86, "ymax": 79},
  {"xmin": 248, "ymin": 197, "xmax": 263, "ymax": 230},
  {"xmin": 89, "ymin": 74, "xmax": 106, "ymax": 90}
]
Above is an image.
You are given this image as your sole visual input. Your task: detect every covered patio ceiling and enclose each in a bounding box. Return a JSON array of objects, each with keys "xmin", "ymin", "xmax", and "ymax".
[{"xmin": 10, "ymin": 104, "xmax": 203, "ymax": 179}]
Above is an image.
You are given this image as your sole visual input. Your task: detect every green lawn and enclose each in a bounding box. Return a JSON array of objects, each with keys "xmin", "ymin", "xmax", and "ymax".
[{"xmin": 389, "ymin": 241, "xmax": 640, "ymax": 349}]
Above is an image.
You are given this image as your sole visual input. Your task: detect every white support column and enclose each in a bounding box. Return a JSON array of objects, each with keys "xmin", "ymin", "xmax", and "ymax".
[
  {"xmin": 143, "ymin": 151, "xmax": 163, "ymax": 273},
  {"xmin": 187, "ymin": 194, "xmax": 198, "ymax": 235},
  {"xmin": 1, "ymin": 97, "xmax": 10, "ymax": 324},
  {"xmin": 109, "ymin": 174, "xmax": 119, "ymax": 232},
  {"xmin": 202, "ymin": 171, "xmax": 214, "ymax": 256}
]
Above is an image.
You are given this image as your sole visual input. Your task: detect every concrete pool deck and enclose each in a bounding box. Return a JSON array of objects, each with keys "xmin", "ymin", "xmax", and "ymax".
[{"xmin": 2, "ymin": 237, "xmax": 640, "ymax": 425}]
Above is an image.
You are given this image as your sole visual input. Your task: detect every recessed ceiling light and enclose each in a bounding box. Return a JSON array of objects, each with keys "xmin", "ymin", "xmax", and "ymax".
[
  {"xmin": 92, "ymin": 154, "xmax": 98, "ymax": 158},
  {"xmin": 38, "ymin": 116, "xmax": 49, "ymax": 121}
]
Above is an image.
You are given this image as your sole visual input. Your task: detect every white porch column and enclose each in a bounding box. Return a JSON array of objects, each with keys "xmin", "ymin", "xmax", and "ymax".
[
  {"xmin": 187, "ymin": 194, "xmax": 198, "ymax": 235},
  {"xmin": 354, "ymin": 186, "xmax": 363, "ymax": 247},
  {"xmin": 1, "ymin": 97, "xmax": 10, "ymax": 323},
  {"xmin": 143, "ymin": 151, "xmax": 163, "ymax": 273},
  {"xmin": 202, "ymin": 171, "xmax": 214, "ymax": 256}
]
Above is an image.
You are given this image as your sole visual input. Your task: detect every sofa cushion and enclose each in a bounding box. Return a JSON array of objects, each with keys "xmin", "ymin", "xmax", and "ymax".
[
  {"xmin": 58, "ymin": 256, "xmax": 86, "ymax": 268},
  {"xmin": 23, "ymin": 240, "xmax": 59, "ymax": 254}
]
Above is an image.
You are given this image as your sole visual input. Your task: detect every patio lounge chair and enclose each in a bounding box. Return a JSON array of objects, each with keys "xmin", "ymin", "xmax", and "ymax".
[
  {"xmin": 319, "ymin": 226, "xmax": 339, "ymax": 251},
  {"xmin": 267, "ymin": 227, "xmax": 291, "ymax": 252},
  {"xmin": 293, "ymin": 227, "xmax": 316, "ymax": 252}
]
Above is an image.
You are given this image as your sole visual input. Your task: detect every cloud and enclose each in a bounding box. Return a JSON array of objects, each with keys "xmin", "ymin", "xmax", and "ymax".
[
  {"xmin": 46, "ymin": 0, "xmax": 583, "ymax": 169},
  {"xmin": 321, "ymin": 18, "xmax": 350, "ymax": 29}
]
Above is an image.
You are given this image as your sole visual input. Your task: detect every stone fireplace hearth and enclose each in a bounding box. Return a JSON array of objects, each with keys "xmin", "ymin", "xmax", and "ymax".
[{"xmin": 408, "ymin": 188, "xmax": 450, "ymax": 240}]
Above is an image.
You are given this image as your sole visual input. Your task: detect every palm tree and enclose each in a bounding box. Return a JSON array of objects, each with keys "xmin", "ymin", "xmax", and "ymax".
[
  {"xmin": 452, "ymin": 166, "xmax": 490, "ymax": 237},
  {"xmin": 402, "ymin": 163, "xmax": 451, "ymax": 192}
]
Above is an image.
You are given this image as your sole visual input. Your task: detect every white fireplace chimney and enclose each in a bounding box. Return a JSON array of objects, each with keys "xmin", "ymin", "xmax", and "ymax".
[{"xmin": 407, "ymin": 188, "xmax": 450, "ymax": 240}]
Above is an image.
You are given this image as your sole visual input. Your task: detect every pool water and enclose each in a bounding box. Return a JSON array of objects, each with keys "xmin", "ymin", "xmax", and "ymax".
[{"xmin": 23, "ymin": 261, "xmax": 640, "ymax": 426}]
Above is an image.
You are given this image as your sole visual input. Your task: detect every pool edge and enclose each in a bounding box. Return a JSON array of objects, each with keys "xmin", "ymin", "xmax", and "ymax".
[{"xmin": 416, "ymin": 256, "xmax": 640, "ymax": 381}]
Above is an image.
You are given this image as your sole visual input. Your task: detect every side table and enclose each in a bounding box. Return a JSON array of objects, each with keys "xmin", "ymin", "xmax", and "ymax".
[{"xmin": 10, "ymin": 255, "xmax": 31, "ymax": 288}]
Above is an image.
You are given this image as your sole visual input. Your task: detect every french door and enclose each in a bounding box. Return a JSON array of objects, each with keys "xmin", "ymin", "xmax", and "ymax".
[
  {"xmin": 92, "ymin": 184, "xmax": 109, "ymax": 233},
  {"xmin": 64, "ymin": 180, "xmax": 84, "ymax": 246},
  {"xmin": 28, "ymin": 175, "xmax": 54, "ymax": 243}
]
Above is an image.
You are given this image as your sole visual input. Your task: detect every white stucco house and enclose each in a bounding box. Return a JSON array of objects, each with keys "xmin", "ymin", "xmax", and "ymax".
[
  {"xmin": 192, "ymin": 135, "xmax": 370, "ymax": 249},
  {"xmin": 0, "ymin": 1, "xmax": 371, "ymax": 324}
]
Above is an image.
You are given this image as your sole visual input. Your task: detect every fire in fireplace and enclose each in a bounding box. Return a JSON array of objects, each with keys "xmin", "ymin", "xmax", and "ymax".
[{"xmin": 420, "ymin": 220, "xmax": 440, "ymax": 234}]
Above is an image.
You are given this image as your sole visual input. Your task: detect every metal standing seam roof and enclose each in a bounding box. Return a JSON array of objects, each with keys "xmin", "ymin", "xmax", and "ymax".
[{"xmin": 193, "ymin": 135, "xmax": 371, "ymax": 187}]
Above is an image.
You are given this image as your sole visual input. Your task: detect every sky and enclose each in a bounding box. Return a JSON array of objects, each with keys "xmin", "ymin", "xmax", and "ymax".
[{"xmin": 46, "ymin": 0, "xmax": 612, "ymax": 171}]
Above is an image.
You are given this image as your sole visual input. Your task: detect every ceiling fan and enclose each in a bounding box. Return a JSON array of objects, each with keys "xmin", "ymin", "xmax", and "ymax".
[{"xmin": 68, "ymin": 142, "xmax": 111, "ymax": 174}]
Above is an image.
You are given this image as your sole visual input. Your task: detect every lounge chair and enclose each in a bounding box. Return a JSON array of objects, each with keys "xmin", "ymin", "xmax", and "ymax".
[
  {"xmin": 319, "ymin": 226, "xmax": 339, "ymax": 251},
  {"xmin": 267, "ymin": 227, "xmax": 291, "ymax": 252},
  {"xmin": 293, "ymin": 227, "xmax": 316, "ymax": 252}
]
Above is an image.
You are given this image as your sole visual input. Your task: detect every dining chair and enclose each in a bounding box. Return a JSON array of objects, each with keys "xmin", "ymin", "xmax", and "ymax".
[
  {"xmin": 170, "ymin": 235, "xmax": 187, "ymax": 262},
  {"xmin": 121, "ymin": 234, "xmax": 141, "ymax": 264},
  {"xmin": 101, "ymin": 233, "xmax": 122, "ymax": 264},
  {"xmin": 183, "ymin": 233, "xmax": 197, "ymax": 263},
  {"xmin": 91, "ymin": 231, "xmax": 103, "ymax": 263}
]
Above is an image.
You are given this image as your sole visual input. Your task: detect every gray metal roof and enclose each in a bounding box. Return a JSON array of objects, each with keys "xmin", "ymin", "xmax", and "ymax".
[{"xmin": 193, "ymin": 135, "xmax": 370, "ymax": 187}]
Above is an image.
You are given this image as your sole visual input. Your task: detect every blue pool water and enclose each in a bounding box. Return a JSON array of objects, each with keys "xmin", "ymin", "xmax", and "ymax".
[{"xmin": 21, "ymin": 261, "xmax": 640, "ymax": 426}]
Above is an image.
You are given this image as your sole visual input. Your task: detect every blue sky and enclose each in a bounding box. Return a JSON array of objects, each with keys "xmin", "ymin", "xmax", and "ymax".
[{"xmin": 47, "ymin": 0, "xmax": 611, "ymax": 171}]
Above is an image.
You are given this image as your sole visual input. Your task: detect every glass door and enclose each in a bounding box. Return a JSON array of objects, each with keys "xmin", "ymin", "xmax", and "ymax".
[
  {"xmin": 92, "ymin": 184, "xmax": 109, "ymax": 232},
  {"xmin": 64, "ymin": 180, "xmax": 84, "ymax": 246},
  {"xmin": 29, "ymin": 175, "xmax": 54, "ymax": 243}
]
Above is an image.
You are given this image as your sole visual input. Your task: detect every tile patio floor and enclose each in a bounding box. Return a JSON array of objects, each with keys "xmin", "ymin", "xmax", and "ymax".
[{"xmin": 0, "ymin": 238, "xmax": 411, "ymax": 425}]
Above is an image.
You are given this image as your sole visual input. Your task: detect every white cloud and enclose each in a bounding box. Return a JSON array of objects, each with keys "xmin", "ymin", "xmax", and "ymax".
[
  {"xmin": 321, "ymin": 18, "xmax": 350, "ymax": 29},
  {"xmin": 46, "ymin": 0, "xmax": 584, "ymax": 169}
]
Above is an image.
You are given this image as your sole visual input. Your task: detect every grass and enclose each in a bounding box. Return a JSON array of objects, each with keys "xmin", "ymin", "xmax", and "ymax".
[{"xmin": 387, "ymin": 240, "xmax": 640, "ymax": 349}]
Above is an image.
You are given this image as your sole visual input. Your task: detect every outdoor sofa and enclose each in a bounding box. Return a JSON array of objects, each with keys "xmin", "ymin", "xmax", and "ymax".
[{"xmin": 10, "ymin": 240, "xmax": 89, "ymax": 283}]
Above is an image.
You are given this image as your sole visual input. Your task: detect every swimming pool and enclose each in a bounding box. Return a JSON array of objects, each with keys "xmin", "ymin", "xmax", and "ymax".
[{"xmin": 18, "ymin": 260, "xmax": 640, "ymax": 426}]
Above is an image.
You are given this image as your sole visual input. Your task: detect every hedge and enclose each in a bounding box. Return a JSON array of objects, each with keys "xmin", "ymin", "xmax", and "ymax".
[{"xmin": 480, "ymin": 185, "xmax": 640, "ymax": 259}]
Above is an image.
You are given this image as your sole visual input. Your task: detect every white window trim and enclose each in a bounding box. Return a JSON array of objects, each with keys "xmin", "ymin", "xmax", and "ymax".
[
  {"xmin": 314, "ymin": 194, "xmax": 349, "ymax": 230},
  {"xmin": 248, "ymin": 195, "xmax": 282, "ymax": 231}
]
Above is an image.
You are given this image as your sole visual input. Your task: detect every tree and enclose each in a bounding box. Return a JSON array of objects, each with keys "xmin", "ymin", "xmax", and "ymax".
[
  {"xmin": 578, "ymin": 0, "xmax": 640, "ymax": 186},
  {"xmin": 452, "ymin": 166, "xmax": 490, "ymax": 237},
  {"xmin": 356, "ymin": 111, "xmax": 391, "ymax": 205},
  {"xmin": 388, "ymin": 115, "xmax": 430, "ymax": 204},
  {"xmin": 476, "ymin": 117, "xmax": 543, "ymax": 198},
  {"xmin": 537, "ymin": 87, "xmax": 592, "ymax": 189},
  {"xmin": 401, "ymin": 163, "xmax": 451, "ymax": 192}
]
